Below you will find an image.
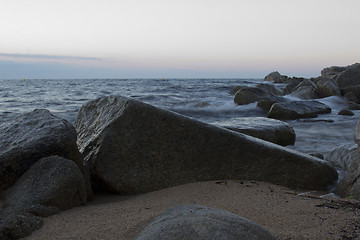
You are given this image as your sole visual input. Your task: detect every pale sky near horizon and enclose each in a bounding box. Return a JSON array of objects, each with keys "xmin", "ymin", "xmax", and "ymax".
[{"xmin": 1, "ymin": 0, "xmax": 359, "ymax": 79}]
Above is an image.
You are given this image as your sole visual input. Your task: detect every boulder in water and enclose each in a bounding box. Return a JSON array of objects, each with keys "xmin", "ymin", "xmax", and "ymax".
[
  {"xmin": 321, "ymin": 66, "xmax": 347, "ymax": 78},
  {"xmin": 213, "ymin": 117, "xmax": 295, "ymax": 146},
  {"xmin": 234, "ymin": 87, "xmax": 283, "ymax": 105},
  {"xmin": 315, "ymin": 77, "xmax": 341, "ymax": 98},
  {"xmin": 267, "ymin": 101, "xmax": 331, "ymax": 120},
  {"xmin": 134, "ymin": 204, "xmax": 277, "ymax": 240},
  {"xmin": 75, "ymin": 95, "xmax": 337, "ymax": 194},
  {"xmin": 255, "ymin": 83, "xmax": 282, "ymax": 96},
  {"xmin": 336, "ymin": 63, "xmax": 360, "ymax": 90},
  {"xmin": 264, "ymin": 71, "xmax": 282, "ymax": 82},
  {"xmin": 289, "ymin": 86, "xmax": 320, "ymax": 100}
]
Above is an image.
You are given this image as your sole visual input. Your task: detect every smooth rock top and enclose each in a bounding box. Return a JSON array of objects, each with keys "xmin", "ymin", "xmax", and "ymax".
[
  {"xmin": 75, "ymin": 96, "xmax": 337, "ymax": 194},
  {"xmin": 336, "ymin": 63, "xmax": 360, "ymax": 89},
  {"xmin": 0, "ymin": 109, "xmax": 90, "ymax": 196},
  {"xmin": 134, "ymin": 204, "xmax": 277, "ymax": 240}
]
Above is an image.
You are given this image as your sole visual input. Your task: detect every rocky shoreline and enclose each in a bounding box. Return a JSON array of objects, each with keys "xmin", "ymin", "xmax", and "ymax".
[{"xmin": 1, "ymin": 63, "xmax": 360, "ymax": 239}]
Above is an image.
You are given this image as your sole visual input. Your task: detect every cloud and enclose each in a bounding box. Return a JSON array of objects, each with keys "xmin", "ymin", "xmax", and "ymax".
[{"xmin": 0, "ymin": 53, "xmax": 101, "ymax": 61}]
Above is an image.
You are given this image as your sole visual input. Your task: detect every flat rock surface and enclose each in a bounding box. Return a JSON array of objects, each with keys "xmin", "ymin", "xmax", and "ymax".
[{"xmin": 25, "ymin": 181, "xmax": 360, "ymax": 240}]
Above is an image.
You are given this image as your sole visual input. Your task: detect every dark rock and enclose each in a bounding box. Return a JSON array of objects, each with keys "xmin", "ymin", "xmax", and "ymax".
[
  {"xmin": 234, "ymin": 87, "xmax": 283, "ymax": 105},
  {"xmin": 75, "ymin": 96, "xmax": 337, "ymax": 194},
  {"xmin": 134, "ymin": 204, "xmax": 277, "ymax": 240},
  {"xmin": 4, "ymin": 156, "xmax": 87, "ymax": 213},
  {"xmin": 289, "ymin": 86, "xmax": 320, "ymax": 99},
  {"xmin": 355, "ymin": 118, "xmax": 360, "ymax": 146},
  {"xmin": 336, "ymin": 63, "xmax": 360, "ymax": 89},
  {"xmin": 255, "ymin": 83, "xmax": 282, "ymax": 96},
  {"xmin": 348, "ymin": 103, "xmax": 360, "ymax": 110},
  {"xmin": 267, "ymin": 101, "xmax": 331, "ymax": 120},
  {"xmin": 334, "ymin": 149, "xmax": 360, "ymax": 199},
  {"xmin": 229, "ymin": 85, "xmax": 247, "ymax": 95},
  {"xmin": 282, "ymin": 81, "xmax": 301, "ymax": 95},
  {"xmin": 340, "ymin": 85, "xmax": 360, "ymax": 101},
  {"xmin": 310, "ymin": 153, "xmax": 324, "ymax": 159},
  {"xmin": 327, "ymin": 144, "xmax": 357, "ymax": 170},
  {"xmin": 344, "ymin": 92, "xmax": 358, "ymax": 104},
  {"xmin": 0, "ymin": 210, "xmax": 43, "ymax": 240},
  {"xmin": 264, "ymin": 71, "xmax": 282, "ymax": 82},
  {"xmin": 338, "ymin": 109, "xmax": 354, "ymax": 116},
  {"xmin": 321, "ymin": 66, "xmax": 347, "ymax": 78},
  {"xmin": 257, "ymin": 99, "xmax": 277, "ymax": 112},
  {"xmin": 213, "ymin": 117, "xmax": 295, "ymax": 146},
  {"xmin": 315, "ymin": 77, "xmax": 341, "ymax": 98},
  {"xmin": 0, "ymin": 109, "xmax": 92, "ymax": 199}
]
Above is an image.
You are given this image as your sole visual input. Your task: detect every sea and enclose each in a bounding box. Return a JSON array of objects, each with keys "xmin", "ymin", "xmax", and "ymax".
[{"xmin": 0, "ymin": 78, "xmax": 359, "ymax": 157}]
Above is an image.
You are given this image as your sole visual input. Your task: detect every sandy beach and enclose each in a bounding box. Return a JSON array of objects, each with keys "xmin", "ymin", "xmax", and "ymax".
[{"xmin": 25, "ymin": 180, "xmax": 359, "ymax": 240}]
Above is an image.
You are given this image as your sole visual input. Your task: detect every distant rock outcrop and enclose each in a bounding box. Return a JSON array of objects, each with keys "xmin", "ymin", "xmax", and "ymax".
[
  {"xmin": 75, "ymin": 95, "xmax": 337, "ymax": 194},
  {"xmin": 134, "ymin": 204, "xmax": 277, "ymax": 240}
]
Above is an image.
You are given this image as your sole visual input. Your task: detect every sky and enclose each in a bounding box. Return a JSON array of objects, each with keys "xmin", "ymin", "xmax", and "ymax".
[{"xmin": 0, "ymin": 0, "xmax": 359, "ymax": 79}]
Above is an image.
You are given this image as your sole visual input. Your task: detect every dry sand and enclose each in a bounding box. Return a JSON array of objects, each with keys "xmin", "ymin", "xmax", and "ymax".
[{"xmin": 25, "ymin": 180, "xmax": 360, "ymax": 240}]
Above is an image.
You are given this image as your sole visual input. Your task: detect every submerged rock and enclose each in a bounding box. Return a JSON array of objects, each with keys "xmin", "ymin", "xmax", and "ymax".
[
  {"xmin": 75, "ymin": 95, "xmax": 337, "ymax": 194},
  {"xmin": 213, "ymin": 117, "xmax": 295, "ymax": 146},
  {"xmin": 267, "ymin": 101, "xmax": 331, "ymax": 120},
  {"xmin": 0, "ymin": 109, "xmax": 92, "ymax": 198},
  {"xmin": 134, "ymin": 204, "xmax": 277, "ymax": 240},
  {"xmin": 338, "ymin": 109, "xmax": 354, "ymax": 116}
]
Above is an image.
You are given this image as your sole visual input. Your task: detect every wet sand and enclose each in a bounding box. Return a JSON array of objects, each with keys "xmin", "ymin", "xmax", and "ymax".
[{"xmin": 25, "ymin": 180, "xmax": 360, "ymax": 240}]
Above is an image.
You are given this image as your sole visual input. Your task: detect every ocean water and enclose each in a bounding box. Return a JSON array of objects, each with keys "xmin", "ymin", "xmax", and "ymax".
[{"xmin": 0, "ymin": 78, "xmax": 359, "ymax": 156}]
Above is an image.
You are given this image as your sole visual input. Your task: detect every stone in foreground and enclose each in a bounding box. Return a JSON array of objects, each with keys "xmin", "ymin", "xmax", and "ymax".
[
  {"xmin": 267, "ymin": 101, "xmax": 331, "ymax": 120},
  {"xmin": 212, "ymin": 117, "xmax": 295, "ymax": 146},
  {"xmin": 0, "ymin": 109, "xmax": 92, "ymax": 198},
  {"xmin": 134, "ymin": 204, "xmax": 277, "ymax": 240},
  {"xmin": 75, "ymin": 96, "xmax": 337, "ymax": 194}
]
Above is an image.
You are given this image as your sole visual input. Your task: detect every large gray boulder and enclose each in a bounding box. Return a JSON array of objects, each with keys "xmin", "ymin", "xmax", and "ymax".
[
  {"xmin": 267, "ymin": 101, "xmax": 331, "ymax": 120},
  {"xmin": 234, "ymin": 87, "xmax": 283, "ymax": 105},
  {"xmin": 75, "ymin": 96, "xmax": 337, "ymax": 194},
  {"xmin": 0, "ymin": 156, "xmax": 87, "ymax": 239},
  {"xmin": 315, "ymin": 77, "xmax": 341, "ymax": 98},
  {"xmin": 336, "ymin": 63, "xmax": 360, "ymax": 90},
  {"xmin": 134, "ymin": 204, "xmax": 277, "ymax": 240},
  {"xmin": 0, "ymin": 109, "xmax": 92, "ymax": 198},
  {"xmin": 213, "ymin": 117, "xmax": 295, "ymax": 146}
]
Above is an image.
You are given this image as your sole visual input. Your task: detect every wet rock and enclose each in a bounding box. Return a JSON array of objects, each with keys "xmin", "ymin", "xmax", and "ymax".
[
  {"xmin": 338, "ymin": 109, "xmax": 354, "ymax": 116},
  {"xmin": 194, "ymin": 101, "xmax": 210, "ymax": 108},
  {"xmin": 355, "ymin": 118, "xmax": 360, "ymax": 146},
  {"xmin": 310, "ymin": 153, "xmax": 324, "ymax": 159},
  {"xmin": 348, "ymin": 103, "xmax": 360, "ymax": 110},
  {"xmin": 315, "ymin": 77, "xmax": 341, "ymax": 98},
  {"xmin": 340, "ymin": 85, "xmax": 360, "ymax": 102},
  {"xmin": 255, "ymin": 83, "xmax": 282, "ymax": 96},
  {"xmin": 213, "ymin": 117, "xmax": 295, "ymax": 146},
  {"xmin": 75, "ymin": 95, "xmax": 337, "ymax": 194},
  {"xmin": 267, "ymin": 101, "xmax": 331, "ymax": 120},
  {"xmin": 344, "ymin": 92, "xmax": 358, "ymax": 104},
  {"xmin": 289, "ymin": 86, "xmax": 320, "ymax": 100},
  {"xmin": 229, "ymin": 85, "xmax": 247, "ymax": 95},
  {"xmin": 134, "ymin": 204, "xmax": 277, "ymax": 240},
  {"xmin": 0, "ymin": 109, "xmax": 92, "ymax": 199},
  {"xmin": 234, "ymin": 87, "xmax": 282, "ymax": 105}
]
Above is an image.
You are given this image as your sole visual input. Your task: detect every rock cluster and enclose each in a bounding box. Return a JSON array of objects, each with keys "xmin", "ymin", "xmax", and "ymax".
[
  {"xmin": 0, "ymin": 109, "xmax": 92, "ymax": 239},
  {"xmin": 234, "ymin": 63, "xmax": 360, "ymax": 120}
]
